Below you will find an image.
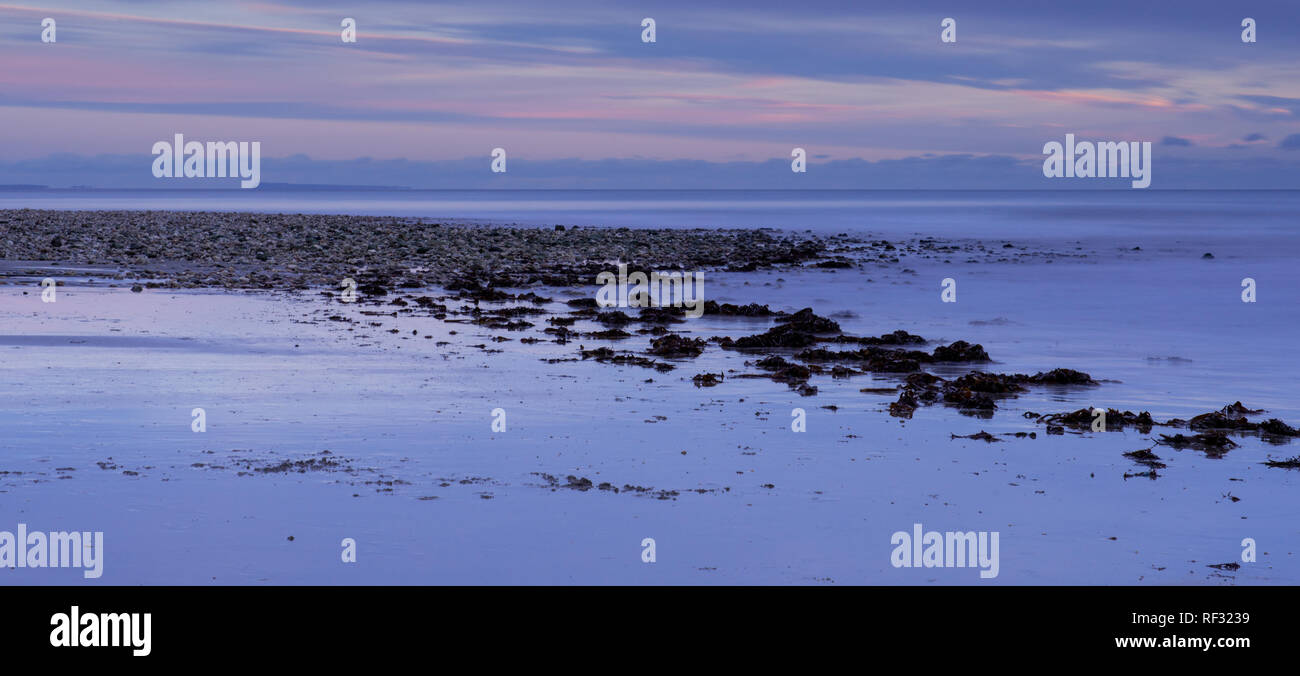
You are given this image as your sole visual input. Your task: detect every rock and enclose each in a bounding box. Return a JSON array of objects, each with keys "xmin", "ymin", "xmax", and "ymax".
[
  {"xmin": 648, "ymin": 334, "xmax": 706, "ymax": 358},
  {"xmin": 775, "ymin": 307, "xmax": 841, "ymax": 333},
  {"xmin": 1028, "ymin": 369, "xmax": 1095, "ymax": 385},
  {"xmin": 932, "ymin": 341, "xmax": 990, "ymax": 362},
  {"xmin": 692, "ymin": 372, "xmax": 723, "ymax": 387},
  {"xmin": 702, "ymin": 301, "xmax": 776, "ymax": 316},
  {"xmin": 728, "ymin": 323, "xmax": 819, "ymax": 349}
]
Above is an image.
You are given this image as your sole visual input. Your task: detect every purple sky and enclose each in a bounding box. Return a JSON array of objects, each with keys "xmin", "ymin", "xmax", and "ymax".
[{"xmin": 1, "ymin": 0, "xmax": 1298, "ymax": 187}]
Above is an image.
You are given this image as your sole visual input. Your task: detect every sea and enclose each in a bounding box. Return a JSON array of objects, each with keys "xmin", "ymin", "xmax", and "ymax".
[{"xmin": 1, "ymin": 189, "xmax": 1297, "ymax": 584}]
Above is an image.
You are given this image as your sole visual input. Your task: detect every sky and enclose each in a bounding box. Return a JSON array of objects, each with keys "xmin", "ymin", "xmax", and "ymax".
[{"xmin": 0, "ymin": 0, "xmax": 1298, "ymax": 188}]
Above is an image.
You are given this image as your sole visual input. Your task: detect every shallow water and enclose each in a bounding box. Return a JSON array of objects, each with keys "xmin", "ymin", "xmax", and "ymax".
[
  {"xmin": 2, "ymin": 229, "xmax": 1297, "ymax": 584},
  {"xmin": 5, "ymin": 189, "xmax": 1299, "ymax": 243}
]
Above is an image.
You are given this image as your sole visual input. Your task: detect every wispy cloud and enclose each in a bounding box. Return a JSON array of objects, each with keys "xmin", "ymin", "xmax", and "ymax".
[{"xmin": 0, "ymin": 0, "xmax": 1297, "ymax": 186}]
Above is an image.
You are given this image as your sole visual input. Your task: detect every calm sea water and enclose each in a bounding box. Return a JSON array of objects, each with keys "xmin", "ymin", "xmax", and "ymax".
[{"xmin": 2, "ymin": 189, "xmax": 1297, "ymax": 250}]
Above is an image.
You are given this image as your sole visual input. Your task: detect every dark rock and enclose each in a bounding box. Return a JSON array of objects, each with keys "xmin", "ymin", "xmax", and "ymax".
[
  {"xmin": 702, "ymin": 301, "xmax": 777, "ymax": 316},
  {"xmin": 648, "ymin": 334, "xmax": 706, "ymax": 358},
  {"xmin": 1028, "ymin": 369, "xmax": 1096, "ymax": 385},
  {"xmin": 692, "ymin": 372, "xmax": 723, "ymax": 387},
  {"xmin": 932, "ymin": 340, "xmax": 990, "ymax": 362}
]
